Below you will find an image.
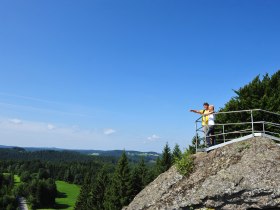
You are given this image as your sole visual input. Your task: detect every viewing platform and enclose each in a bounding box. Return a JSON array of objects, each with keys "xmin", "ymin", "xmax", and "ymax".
[{"xmin": 195, "ymin": 109, "xmax": 280, "ymax": 152}]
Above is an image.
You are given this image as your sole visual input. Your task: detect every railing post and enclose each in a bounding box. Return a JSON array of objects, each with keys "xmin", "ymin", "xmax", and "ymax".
[
  {"xmin": 262, "ymin": 121, "xmax": 265, "ymax": 134},
  {"xmin": 251, "ymin": 110, "xmax": 254, "ymax": 136},
  {"xmin": 195, "ymin": 121, "xmax": 198, "ymax": 153},
  {"xmin": 223, "ymin": 125, "xmax": 225, "ymax": 143}
]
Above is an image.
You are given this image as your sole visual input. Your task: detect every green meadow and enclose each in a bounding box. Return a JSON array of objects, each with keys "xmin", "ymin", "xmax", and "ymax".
[
  {"xmin": 39, "ymin": 181, "xmax": 80, "ymax": 210},
  {"xmin": 14, "ymin": 174, "xmax": 21, "ymax": 186}
]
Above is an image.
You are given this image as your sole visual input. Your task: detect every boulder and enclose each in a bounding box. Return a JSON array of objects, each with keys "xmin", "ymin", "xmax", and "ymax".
[{"xmin": 124, "ymin": 137, "xmax": 280, "ymax": 210}]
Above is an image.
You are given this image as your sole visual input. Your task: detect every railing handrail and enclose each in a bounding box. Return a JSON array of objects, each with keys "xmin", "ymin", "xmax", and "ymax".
[
  {"xmin": 194, "ymin": 109, "xmax": 280, "ymax": 152},
  {"xmin": 195, "ymin": 109, "xmax": 280, "ymax": 122}
]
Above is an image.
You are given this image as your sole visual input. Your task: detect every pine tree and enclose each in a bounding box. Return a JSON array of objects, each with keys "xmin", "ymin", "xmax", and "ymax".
[
  {"xmin": 172, "ymin": 144, "xmax": 182, "ymax": 163},
  {"xmin": 159, "ymin": 143, "xmax": 172, "ymax": 173},
  {"xmin": 74, "ymin": 174, "xmax": 91, "ymax": 210},
  {"xmin": 105, "ymin": 151, "xmax": 131, "ymax": 210},
  {"xmin": 137, "ymin": 158, "xmax": 148, "ymax": 188},
  {"xmin": 90, "ymin": 167, "xmax": 109, "ymax": 210},
  {"xmin": 128, "ymin": 158, "xmax": 148, "ymax": 202},
  {"xmin": 128, "ymin": 167, "xmax": 142, "ymax": 202}
]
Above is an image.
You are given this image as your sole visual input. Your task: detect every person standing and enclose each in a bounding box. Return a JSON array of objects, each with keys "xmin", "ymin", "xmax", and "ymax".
[
  {"xmin": 190, "ymin": 102, "xmax": 210, "ymax": 146},
  {"xmin": 206, "ymin": 105, "xmax": 215, "ymax": 147}
]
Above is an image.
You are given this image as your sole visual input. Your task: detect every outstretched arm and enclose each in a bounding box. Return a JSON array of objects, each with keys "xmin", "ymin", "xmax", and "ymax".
[{"xmin": 190, "ymin": 110, "xmax": 202, "ymax": 114}]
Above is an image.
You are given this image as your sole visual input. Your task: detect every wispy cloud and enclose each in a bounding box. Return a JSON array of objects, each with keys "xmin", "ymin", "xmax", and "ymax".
[
  {"xmin": 0, "ymin": 117, "xmax": 106, "ymax": 149},
  {"xmin": 147, "ymin": 134, "xmax": 161, "ymax": 141},
  {"xmin": 0, "ymin": 92, "xmax": 62, "ymax": 105},
  {"xmin": 103, "ymin": 128, "xmax": 116, "ymax": 135},
  {"xmin": 47, "ymin": 124, "xmax": 55, "ymax": 130},
  {"xmin": 9, "ymin": 118, "xmax": 22, "ymax": 124},
  {"xmin": 0, "ymin": 102, "xmax": 91, "ymax": 118}
]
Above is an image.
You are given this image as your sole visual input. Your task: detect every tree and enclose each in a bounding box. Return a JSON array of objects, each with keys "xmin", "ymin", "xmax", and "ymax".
[
  {"xmin": 75, "ymin": 175, "xmax": 91, "ymax": 210},
  {"xmin": 137, "ymin": 158, "xmax": 148, "ymax": 188},
  {"xmin": 128, "ymin": 158, "xmax": 148, "ymax": 202},
  {"xmin": 21, "ymin": 171, "xmax": 31, "ymax": 182},
  {"xmin": 90, "ymin": 167, "xmax": 109, "ymax": 210},
  {"xmin": 216, "ymin": 71, "xmax": 280, "ymax": 140},
  {"xmin": 158, "ymin": 143, "xmax": 172, "ymax": 173},
  {"xmin": 105, "ymin": 151, "xmax": 131, "ymax": 210},
  {"xmin": 172, "ymin": 144, "xmax": 182, "ymax": 163},
  {"xmin": 128, "ymin": 167, "xmax": 142, "ymax": 202}
]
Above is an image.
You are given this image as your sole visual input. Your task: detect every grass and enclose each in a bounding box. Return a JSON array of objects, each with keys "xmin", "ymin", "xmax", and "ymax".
[
  {"xmin": 14, "ymin": 174, "xmax": 21, "ymax": 186},
  {"xmin": 38, "ymin": 181, "xmax": 81, "ymax": 210},
  {"xmin": 2, "ymin": 173, "xmax": 80, "ymax": 210},
  {"xmin": 2, "ymin": 173, "xmax": 21, "ymax": 186}
]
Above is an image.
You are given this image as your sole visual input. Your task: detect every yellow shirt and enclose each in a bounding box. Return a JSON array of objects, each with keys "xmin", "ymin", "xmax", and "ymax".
[{"xmin": 199, "ymin": 110, "xmax": 209, "ymax": 126}]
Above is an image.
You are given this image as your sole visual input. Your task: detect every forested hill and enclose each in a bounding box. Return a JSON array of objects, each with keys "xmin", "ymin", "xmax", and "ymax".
[{"xmin": 0, "ymin": 146, "xmax": 160, "ymax": 162}]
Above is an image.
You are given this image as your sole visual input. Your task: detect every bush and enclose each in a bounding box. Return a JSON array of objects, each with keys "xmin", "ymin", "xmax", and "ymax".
[{"xmin": 175, "ymin": 150, "xmax": 194, "ymax": 176}]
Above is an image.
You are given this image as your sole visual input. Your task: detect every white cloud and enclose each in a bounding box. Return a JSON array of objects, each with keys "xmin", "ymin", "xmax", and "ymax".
[
  {"xmin": 9, "ymin": 118, "xmax": 22, "ymax": 124},
  {"xmin": 103, "ymin": 128, "xmax": 116, "ymax": 135},
  {"xmin": 0, "ymin": 118, "xmax": 105, "ymax": 149},
  {"xmin": 47, "ymin": 124, "xmax": 55, "ymax": 130},
  {"xmin": 147, "ymin": 134, "xmax": 161, "ymax": 141}
]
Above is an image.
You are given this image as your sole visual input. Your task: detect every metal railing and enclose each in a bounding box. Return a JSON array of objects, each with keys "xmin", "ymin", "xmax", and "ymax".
[{"xmin": 195, "ymin": 109, "xmax": 280, "ymax": 152}]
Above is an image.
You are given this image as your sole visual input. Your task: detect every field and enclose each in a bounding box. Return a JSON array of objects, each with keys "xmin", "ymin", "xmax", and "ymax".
[
  {"xmin": 2, "ymin": 173, "xmax": 21, "ymax": 186},
  {"xmin": 14, "ymin": 174, "xmax": 21, "ymax": 186},
  {"xmin": 39, "ymin": 181, "xmax": 81, "ymax": 210},
  {"xmin": 2, "ymin": 173, "xmax": 80, "ymax": 210}
]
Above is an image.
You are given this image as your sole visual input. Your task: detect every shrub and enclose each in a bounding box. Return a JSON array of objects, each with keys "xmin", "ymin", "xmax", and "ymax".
[{"xmin": 175, "ymin": 150, "xmax": 194, "ymax": 176}]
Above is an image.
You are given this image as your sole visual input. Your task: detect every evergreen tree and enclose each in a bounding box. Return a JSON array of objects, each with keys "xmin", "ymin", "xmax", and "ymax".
[
  {"xmin": 128, "ymin": 158, "xmax": 148, "ymax": 202},
  {"xmin": 172, "ymin": 144, "xmax": 182, "ymax": 163},
  {"xmin": 155, "ymin": 156, "xmax": 162, "ymax": 177},
  {"xmin": 137, "ymin": 158, "xmax": 148, "ymax": 188},
  {"xmin": 105, "ymin": 151, "xmax": 131, "ymax": 210},
  {"xmin": 74, "ymin": 174, "xmax": 91, "ymax": 210},
  {"xmin": 128, "ymin": 167, "xmax": 142, "ymax": 202},
  {"xmin": 159, "ymin": 143, "xmax": 172, "ymax": 173},
  {"xmin": 90, "ymin": 166, "xmax": 109, "ymax": 210},
  {"xmin": 216, "ymin": 70, "xmax": 280, "ymax": 140}
]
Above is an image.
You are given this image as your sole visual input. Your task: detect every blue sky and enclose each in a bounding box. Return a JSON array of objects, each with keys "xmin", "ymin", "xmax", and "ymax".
[{"xmin": 0, "ymin": 0, "xmax": 279, "ymax": 152}]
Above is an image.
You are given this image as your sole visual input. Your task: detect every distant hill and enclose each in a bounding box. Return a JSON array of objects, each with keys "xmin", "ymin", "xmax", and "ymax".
[{"xmin": 0, "ymin": 145, "xmax": 160, "ymax": 161}]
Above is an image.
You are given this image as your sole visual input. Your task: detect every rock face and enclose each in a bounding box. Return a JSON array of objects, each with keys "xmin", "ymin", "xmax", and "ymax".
[{"xmin": 124, "ymin": 137, "xmax": 280, "ymax": 210}]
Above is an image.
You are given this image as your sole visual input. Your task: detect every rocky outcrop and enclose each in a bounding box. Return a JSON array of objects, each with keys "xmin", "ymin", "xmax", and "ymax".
[{"xmin": 124, "ymin": 137, "xmax": 280, "ymax": 210}]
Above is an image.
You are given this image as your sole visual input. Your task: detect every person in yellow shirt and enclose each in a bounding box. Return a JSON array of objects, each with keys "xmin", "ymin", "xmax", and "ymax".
[{"xmin": 190, "ymin": 102, "xmax": 210, "ymax": 145}]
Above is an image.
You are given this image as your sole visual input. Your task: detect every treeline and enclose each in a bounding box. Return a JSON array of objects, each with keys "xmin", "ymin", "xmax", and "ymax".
[
  {"xmin": 0, "ymin": 159, "xmax": 110, "ymax": 186},
  {"xmin": 0, "ymin": 148, "xmax": 115, "ymax": 162},
  {"xmin": 0, "ymin": 149, "xmax": 116, "ymax": 209},
  {"xmin": 75, "ymin": 143, "xmax": 184, "ymax": 210},
  {"xmin": 221, "ymin": 70, "xmax": 280, "ymax": 112},
  {"xmin": 0, "ymin": 140, "xmax": 191, "ymax": 210},
  {"xmin": 216, "ymin": 70, "xmax": 280, "ymax": 139},
  {"xmin": 0, "ymin": 164, "xmax": 58, "ymax": 209},
  {"xmin": 0, "ymin": 173, "xmax": 18, "ymax": 210},
  {"xmin": 16, "ymin": 176, "xmax": 57, "ymax": 209}
]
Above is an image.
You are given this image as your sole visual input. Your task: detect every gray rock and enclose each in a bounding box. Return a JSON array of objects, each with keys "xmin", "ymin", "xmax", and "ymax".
[{"xmin": 123, "ymin": 137, "xmax": 280, "ymax": 210}]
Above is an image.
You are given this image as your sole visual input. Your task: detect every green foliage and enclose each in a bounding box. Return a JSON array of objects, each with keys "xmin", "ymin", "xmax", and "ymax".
[
  {"xmin": 105, "ymin": 151, "xmax": 131, "ymax": 210},
  {"xmin": 237, "ymin": 142, "xmax": 251, "ymax": 152},
  {"xmin": 172, "ymin": 144, "xmax": 182, "ymax": 163},
  {"xmin": 175, "ymin": 150, "xmax": 194, "ymax": 176},
  {"xmin": 0, "ymin": 173, "xmax": 18, "ymax": 210},
  {"xmin": 74, "ymin": 181, "xmax": 91, "ymax": 210},
  {"xmin": 157, "ymin": 143, "xmax": 172, "ymax": 174},
  {"xmin": 216, "ymin": 71, "xmax": 280, "ymax": 141},
  {"xmin": 128, "ymin": 167, "xmax": 142, "ymax": 201},
  {"xmin": 90, "ymin": 167, "xmax": 109, "ymax": 210}
]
